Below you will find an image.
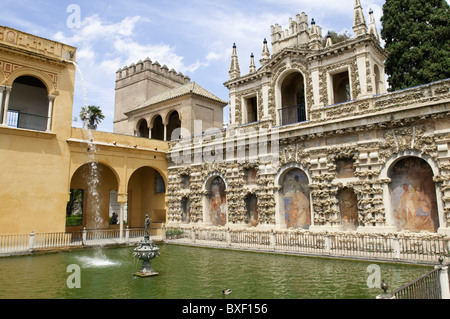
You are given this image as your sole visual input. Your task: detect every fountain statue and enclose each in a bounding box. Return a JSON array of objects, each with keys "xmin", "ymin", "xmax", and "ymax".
[{"xmin": 133, "ymin": 214, "xmax": 160, "ymax": 277}]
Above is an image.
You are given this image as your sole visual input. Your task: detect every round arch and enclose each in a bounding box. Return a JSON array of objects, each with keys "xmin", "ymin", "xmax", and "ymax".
[
  {"xmin": 274, "ymin": 68, "xmax": 308, "ymax": 126},
  {"xmin": 275, "ymin": 163, "xmax": 312, "ymax": 229},
  {"xmin": 202, "ymin": 171, "xmax": 228, "ymax": 191},
  {"xmin": 275, "ymin": 162, "xmax": 312, "ymax": 186},
  {"xmin": 380, "ymin": 151, "xmax": 442, "ymax": 233},
  {"xmin": 165, "ymin": 110, "xmax": 182, "ymax": 141},
  {"xmin": 6, "ymin": 68, "xmax": 56, "ymax": 94},
  {"xmin": 126, "ymin": 165, "xmax": 167, "ymax": 227},
  {"xmin": 67, "ymin": 161, "xmax": 120, "ymax": 230},
  {"xmin": 70, "ymin": 160, "xmax": 121, "ymax": 188},
  {"xmin": 136, "ymin": 118, "xmax": 150, "ymax": 138},
  {"xmin": 128, "ymin": 164, "xmax": 168, "ymax": 190},
  {"xmin": 149, "ymin": 113, "xmax": 163, "ymax": 127},
  {"xmin": 0, "ymin": 68, "xmax": 6, "ymax": 85},
  {"xmin": 150, "ymin": 114, "xmax": 165, "ymax": 141},
  {"xmin": 163, "ymin": 108, "xmax": 183, "ymax": 124}
]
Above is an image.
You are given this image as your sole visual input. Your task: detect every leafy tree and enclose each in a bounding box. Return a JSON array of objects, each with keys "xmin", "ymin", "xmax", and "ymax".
[
  {"xmin": 323, "ymin": 30, "xmax": 351, "ymax": 45},
  {"xmin": 80, "ymin": 105, "xmax": 105, "ymax": 130},
  {"xmin": 381, "ymin": 0, "xmax": 450, "ymax": 91}
]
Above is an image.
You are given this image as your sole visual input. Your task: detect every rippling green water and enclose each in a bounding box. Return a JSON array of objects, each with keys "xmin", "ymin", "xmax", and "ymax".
[{"xmin": 0, "ymin": 244, "xmax": 430, "ymax": 299}]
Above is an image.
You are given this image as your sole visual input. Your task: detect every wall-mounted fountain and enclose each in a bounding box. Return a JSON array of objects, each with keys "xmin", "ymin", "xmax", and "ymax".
[{"xmin": 133, "ymin": 214, "xmax": 160, "ymax": 277}]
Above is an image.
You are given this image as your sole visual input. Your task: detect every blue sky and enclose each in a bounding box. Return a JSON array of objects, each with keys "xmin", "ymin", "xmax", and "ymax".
[{"xmin": 1, "ymin": 0, "xmax": 386, "ymax": 132}]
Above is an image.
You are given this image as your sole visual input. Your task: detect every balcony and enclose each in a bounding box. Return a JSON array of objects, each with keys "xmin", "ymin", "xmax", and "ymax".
[
  {"xmin": 7, "ymin": 109, "xmax": 48, "ymax": 132},
  {"xmin": 278, "ymin": 103, "xmax": 307, "ymax": 126}
]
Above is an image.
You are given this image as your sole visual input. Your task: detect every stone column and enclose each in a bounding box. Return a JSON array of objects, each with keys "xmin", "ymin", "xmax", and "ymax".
[
  {"xmin": 46, "ymin": 95, "xmax": 56, "ymax": 132},
  {"xmin": 119, "ymin": 202, "xmax": 126, "ymax": 241},
  {"xmin": 117, "ymin": 193, "xmax": 128, "ymax": 241},
  {"xmin": 1, "ymin": 86, "xmax": 12, "ymax": 126},
  {"xmin": 0, "ymin": 86, "xmax": 5, "ymax": 120},
  {"xmin": 163, "ymin": 124, "xmax": 167, "ymax": 141}
]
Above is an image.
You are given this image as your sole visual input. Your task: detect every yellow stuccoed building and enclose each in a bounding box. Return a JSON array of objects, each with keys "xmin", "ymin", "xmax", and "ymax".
[{"xmin": 0, "ymin": 26, "xmax": 168, "ymax": 236}]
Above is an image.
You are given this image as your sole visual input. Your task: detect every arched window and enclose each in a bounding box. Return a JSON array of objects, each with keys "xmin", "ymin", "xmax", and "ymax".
[
  {"xmin": 279, "ymin": 72, "xmax": 306, "ymax": 125},
  {"xmin": 167, "ymin": 110, "xmax": 181, "ymax": 141},
  {"xmin": 278, "ymin": 168, "xmax": 310, "ymax": 229},
  {"xmin": 8, "ymin": 76, "xmax": 49, "ymax": 131},
  {"xmin": 137, "ymin": 119, "xmax": 149, "ymax": 138},
  {"xmin": 151, "ymin": 115, "xmax": 164, "ymax": 141},
  {"xmin": 388, "ymin": 157, "xmax": 439, "ymax": 232}
]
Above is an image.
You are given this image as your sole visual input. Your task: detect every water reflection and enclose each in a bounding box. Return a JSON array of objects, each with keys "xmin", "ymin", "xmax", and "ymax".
[{"xmin": 0, "ymin": 245, "xmax": 431, "ymax": 299}]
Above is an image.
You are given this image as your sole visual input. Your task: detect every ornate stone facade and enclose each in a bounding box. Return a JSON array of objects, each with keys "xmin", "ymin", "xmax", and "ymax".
[{"xmin": 166, "ymin": 2, "xmax": 450, "ymax": 235}]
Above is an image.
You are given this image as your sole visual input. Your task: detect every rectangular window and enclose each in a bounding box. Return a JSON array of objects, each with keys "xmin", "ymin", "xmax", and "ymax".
[
  {"xmin": 331, "ymin": 70, "xmax": 351, "ymax": 104},
  {"xmin": 243, "ymin": 95, "xmax": 258, "ymax": 124}
]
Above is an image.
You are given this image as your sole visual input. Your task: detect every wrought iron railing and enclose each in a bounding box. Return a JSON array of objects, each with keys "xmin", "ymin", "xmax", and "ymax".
[
  {"xmin": 388, "ymin": 267, "xmax": 442, "ymax": 299},
  {"xmin": 7, "ymin": 109, "xmax": 48, "ymax": 131},
  {"xmin": 278, "ymin": 103, "xmax": 307, "ymax": 125}
]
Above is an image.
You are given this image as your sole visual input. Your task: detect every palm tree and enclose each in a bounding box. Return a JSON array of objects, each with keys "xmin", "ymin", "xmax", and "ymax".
[{"xmin": 80, "ymin": 105, "xmax": 105, "ymax": 130}]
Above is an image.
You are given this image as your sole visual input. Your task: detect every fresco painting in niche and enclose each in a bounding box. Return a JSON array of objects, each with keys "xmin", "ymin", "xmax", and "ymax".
[
  {"xmin": 245, "ymin": 194, "xmax": 258, "ymax": 226},
  {"xmin": 280, "ymin": 169, "xmax": 310, "ymax": 229},
  {"xmin": 209, "ymin": 177, "xmax": 227, "ymax": 226},
  {"xmin": 389, "ymin": 157, "xmax": 438, "ymax": 232},
  {"xmin": 338, "ymin": 188, "xmax": 359, "ymax": 230}
]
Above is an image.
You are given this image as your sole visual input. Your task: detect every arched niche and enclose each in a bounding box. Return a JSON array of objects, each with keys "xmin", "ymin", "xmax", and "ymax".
[
  {"xmin": 387, "ymin": 156, "xmax": 439, "ymax": 232},
  {"xmin": 203, "ymin": 174, "xmax": 227, "ymax": 226},
  {"xmin": 276, "ymin": 166, "xmax": 311, "ymax": 229},
  {"xmin": 337, "ymin": 187, "xmax": 359, "ymax": 230}
]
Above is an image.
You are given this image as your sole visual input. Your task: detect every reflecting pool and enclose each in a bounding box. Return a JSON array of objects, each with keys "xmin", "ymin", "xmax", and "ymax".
[{"xmin": 0, "ymin": 244, "xmax": 430, "ymax": 299}]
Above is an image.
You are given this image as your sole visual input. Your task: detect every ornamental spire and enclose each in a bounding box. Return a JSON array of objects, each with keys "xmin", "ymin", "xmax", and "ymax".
[
  {"xmin": 325, "ymin": 31, "xmax": 333, "ymax": 48},
  {"xmin": 229, "ymin": 43, "xmax": 241, "ymax": 80},
  {"xmin": 353, "ymin": 0, "xmax": 368, "ymax": 38},
  {"xmin": 368, "ymin": 8, "xmax": 380, "ymax": 41},
  {"xmin": 249, "ymin": 53, "xmax": 256, "ymax": 73},
  {"xmin": 260, "ymin": 38, "xmax": 270, "ymax": 65}
]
